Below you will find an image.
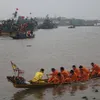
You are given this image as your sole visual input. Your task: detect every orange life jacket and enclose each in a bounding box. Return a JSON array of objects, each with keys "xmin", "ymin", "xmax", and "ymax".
[
  {"xmin": 82, "ymin": 67, "xmax": 90, "ymax": 75},
  {"xmin": 80, "ymin": 71, "xmax": 89, "ymax": 81},
  {"xmin": 92, "ymin": 64, "xmax": 100, "ymax": 72},
  {"xmin": 48, "ymin": 70, "xmax": 59, "ymax": 83},
  {"xmin": 61, "ymin": 70, "xmax": 69, "ymax": 78},
  {"xmin": 70, "ymin": 72, "xmax": 78, "ymax": 82},
  {"xmin": 73, "ymin": 68, "xmax": 80, "ymax": 77},
  {"xmin": 50, "ymin": 70, "xmax": 59, "ymax": 76}
]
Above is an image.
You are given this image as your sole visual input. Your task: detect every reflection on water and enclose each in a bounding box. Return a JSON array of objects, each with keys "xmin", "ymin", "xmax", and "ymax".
[
  {"xmin": 12, "ymin": 88, "xmax": 45, "ymax": 100},
  {"xmin": 52, "ymin": 82, "xmax": 88, "ymax": 96},
  {"xmin": 12, "ymin": 82, "xmax": 89, "ymax": 100}
]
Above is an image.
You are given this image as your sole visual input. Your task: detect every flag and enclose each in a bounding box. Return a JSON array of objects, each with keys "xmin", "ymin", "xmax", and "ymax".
[
  {"xmin": 16, "ymin": 8, "xmax": 19, "ymax": 10},
  {"xmin": 11, "ymin": 61, "xmax": 18, "ymax": 71},
  {"xmin": 10, "ymin": 61, "xmax": 24, "ymax": 74}
]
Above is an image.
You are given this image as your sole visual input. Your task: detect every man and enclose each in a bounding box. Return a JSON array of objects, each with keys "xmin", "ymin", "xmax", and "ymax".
[
  {"xmin": 52, "ymin": 72, "xmax": 65, "ymax": 84},
  {"xmin": 79, "ymin": 65, "xmax": 90, "ymax": 81},
  {"xmin": 48, "ymin": 68, "xmax": 58, "ymax": 83},
  {"xmin": 91, "ymin": 62, "xmax": 100, "ymax": 77},
  {"xmin": 65, "ymin": 70, "xmax": 78, "ymax": 83},
  {"xmin": 60, "ymin": 67, "xmax": 69, "ymax": 78},
  {"xmin": 31, "ymin": 68, "xmax": 45, "ymax": 83},
  {"xmin": 70, "ymin": 70, "xmax": 78, "ymax": 82},
  {"xmin": 72, "ymin": 65, "xmax": 80, "ymax": 77}
]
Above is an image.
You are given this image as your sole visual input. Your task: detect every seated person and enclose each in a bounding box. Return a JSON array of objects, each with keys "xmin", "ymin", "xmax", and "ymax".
[
  {"xmin": 70, "ymin": 70, "xmax": 78, "ymax": 82},
  {"xmin": 91, "ymin": 62, "xmax": 100, "ymax": 77},
  {"xmin": 79, "ymin": 65, "xmax": 89, "ymax": 81},
  {"xmin": 52, "ymin": 72, "xmax": 65, "ymax": 84},
  {"xmin": 60, "ymin": 67, "xmax": 69, "ymax": 78},
  {"xmin": 65, "ymin": 70, "xmax": 78, "ymax": 83},
  {"xmin": 31, "ymin": 68, "xmax": 45, "ymax": 83},
  {"xmin": 47, "ymin": 68, "xmax": 58, "ymax": 83},
  {"xmin": 72, "ymin": 65, "xmax": 80, "ymax": 77}
]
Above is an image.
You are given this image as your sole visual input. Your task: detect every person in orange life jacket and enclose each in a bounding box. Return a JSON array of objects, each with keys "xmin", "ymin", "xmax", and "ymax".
[
  {"xmin": 91, "ymin": 62, "xmax": 100, "ymax": 77},
  {"xmin": 60, "ymin": 67, "xmax": 69, "ymax": 79},
  {"xmin": 52, "ymin": 72, "xmax": 65, "ymax": 84},
  {"xmin": 64, "ymin": 70, "xmax": 78, "ymax": 83},
  {"xmin": 72, "ymin": 65, "xmax": 80, "ymax": 77},
  {"xmin": 69, "ymin": 70, "xmax": 78, "ymax": 82},
  {"xmin": 79, "ymin": 65, "xmax": 90, "ymax": 74},
  {"xmin": 48, "ymin": 68, "xmax": 58, "ymax": 83},
  {"xmin": 79, "ymin": 65, "xmax": 89, "ymax": 81}
]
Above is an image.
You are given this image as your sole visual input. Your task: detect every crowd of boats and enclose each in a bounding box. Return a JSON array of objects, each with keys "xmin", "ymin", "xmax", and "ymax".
[{"xmin": 0, "ymin": 9, "xmax": 77, "ymax": 39}]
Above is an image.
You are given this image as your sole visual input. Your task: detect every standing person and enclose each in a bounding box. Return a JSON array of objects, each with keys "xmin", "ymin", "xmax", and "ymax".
[
  {"xmin": 47, "ymin": 68, "xmax": 58, "ymax": 83},
  {"xmin": 31, "ymin": 68, "xmax": 45, "ymax": 83},
  {"xmin": 91, "ymin": 62, "xmax": 100, "ymax": 77}
]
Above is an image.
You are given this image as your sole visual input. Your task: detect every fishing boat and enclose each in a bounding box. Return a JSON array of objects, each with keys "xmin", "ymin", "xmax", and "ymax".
[
  {"xmin": 10, "ymin": 34, "xmax": 35, "ymax": 39},
  {"xmin": 7, "ymin": 61, "xmax": 100, "ymax": 89},
  {"xmin": 68, "ymin": 25, "xmax": 75, "ymax": 28}
]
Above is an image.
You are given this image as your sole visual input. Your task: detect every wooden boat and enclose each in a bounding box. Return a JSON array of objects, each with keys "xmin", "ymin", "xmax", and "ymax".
[
  {"xmin": 7, "ymin": 61, "xmax": 100, "ymax": 89},
  {"xmin": 10, "ymin": 34, "xmax": 35, "ymax": 39},
  {"xmin": 68, "ymin": 25, "xmax": 75, "ymax": 28},
  {"xmin": 6, "ymin": 76, "xmax": 100, "ymax": 89}
]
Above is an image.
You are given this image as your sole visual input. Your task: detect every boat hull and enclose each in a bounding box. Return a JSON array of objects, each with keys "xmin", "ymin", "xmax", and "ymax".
[
  {"xmin": 10, "ymin": 34, "xmax": 35, "ymax": 39},
  {"xmin": 7, "ymin": 76, "xmax": 100, "ymax": 89},
  {"xmin": 7, "ymin": 76, "xmax": 70, "ymax": 88}
]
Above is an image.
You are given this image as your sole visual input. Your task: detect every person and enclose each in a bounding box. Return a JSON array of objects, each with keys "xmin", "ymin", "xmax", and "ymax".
[
  {"xmin": 48, "ymin": 68, "xmax": 58, "ymax": 83},
  {"xmin": 91, "ymin": 62, "xmax": 100, "ymax": 77},
  {"xmin": 60, "ymin": 67, "xmax": 69, "ymax": 79},
  {"xmin": 51, "ymin": 72, "xmax": 65, "ymax": 84},
  {"xmin": 65, "ymin": 70, "xmax": 78, "ymax": 83},
  {"xmin": 72, "ymin": 65, "xmax": 80, "ymax": 77},
  {"xmin": 31, "ymin": 68, "xmax": 45, "ymax": 83},
  {"xmin": 69, "ymin": 70, "xmax": 78, "ymax": 82},
  {"xmin": 27, "ymin": 30, "xmax": 31, "ymax": 37},
  {"xmin": 79, "ymin": 65, "xmax": 90, "ymax": 81}
]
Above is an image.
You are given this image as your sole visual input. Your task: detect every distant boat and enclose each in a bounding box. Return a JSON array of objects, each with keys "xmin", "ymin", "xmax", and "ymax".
[
  {"xmin": 38, "ymin": 15, "xmax": 58, "ymax": 29},
  {"xmin": 68, "ymin": 25, "xmax": 75, "ymax": 28}
]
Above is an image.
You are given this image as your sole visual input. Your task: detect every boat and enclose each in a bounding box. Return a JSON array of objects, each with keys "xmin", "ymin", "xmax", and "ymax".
[
  {"xmin": 7, "ymin": 61, "xmax": 100, "ymax": 89},
  {"xmin": 7, "ymin": 75, "xmax": 100, "ymax": 89},
  {"xmin": 68, "ymin": 25, "xmax": 75, "ymax": 28},
  {"xmin": 38, "ymin": 15, "xmax": 58, "ymax": 29},
  {"xmin": 10, "ymin": 33, "xmax": 35, "ymax": 39}
]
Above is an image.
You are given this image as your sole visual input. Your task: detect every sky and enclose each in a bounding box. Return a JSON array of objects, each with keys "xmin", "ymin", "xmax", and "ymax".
[{"xmin": 0, "ymin": 0, "xmax": 100, "ymax": 20}]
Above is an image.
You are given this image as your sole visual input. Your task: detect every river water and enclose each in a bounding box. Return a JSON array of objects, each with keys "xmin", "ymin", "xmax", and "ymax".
[{"xmin": 0, "ymin": 26, "xmax": 100, "ymax": 100}]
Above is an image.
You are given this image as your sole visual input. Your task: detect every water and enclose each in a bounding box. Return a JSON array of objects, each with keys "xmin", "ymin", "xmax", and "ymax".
[{"xmin": 0, "ymin": 26, "xmax": 100, "ymax": 100}]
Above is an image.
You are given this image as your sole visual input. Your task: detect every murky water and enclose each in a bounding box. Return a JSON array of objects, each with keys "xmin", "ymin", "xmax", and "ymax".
[{"xmin": 0, "ymin": 26, "xmax": 100, "ymax": 100}]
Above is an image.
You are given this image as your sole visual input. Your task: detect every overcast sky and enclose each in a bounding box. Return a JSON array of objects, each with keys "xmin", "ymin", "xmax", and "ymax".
[{"xmin": 0, "ymin": 0, "xmax": 100, "ymax": 19}]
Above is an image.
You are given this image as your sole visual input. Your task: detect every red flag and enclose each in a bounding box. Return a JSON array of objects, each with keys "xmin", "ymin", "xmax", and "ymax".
[
  {"xmin": 16, "ymin": 8, "xmax": 18, "ymax": 10},
  {"xmin": 21, "ymin": 16, "xmax": 25, "ymax": 19}
]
